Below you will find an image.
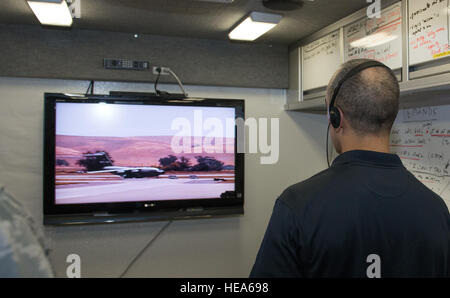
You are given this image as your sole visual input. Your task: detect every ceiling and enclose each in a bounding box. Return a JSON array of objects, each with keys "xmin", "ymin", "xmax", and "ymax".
[{"xmin": 0, "ymin": 0, "xmax": 385, "ymax": 45}]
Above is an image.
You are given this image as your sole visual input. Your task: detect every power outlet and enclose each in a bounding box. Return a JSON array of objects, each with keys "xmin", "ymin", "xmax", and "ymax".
[
  {"xmin": 67, "ymin": 0, "xmax": 81, "ymax": 18},
  {"xmin": 153, "ymin": 67, "xmax": 170, "ymax": 75}
]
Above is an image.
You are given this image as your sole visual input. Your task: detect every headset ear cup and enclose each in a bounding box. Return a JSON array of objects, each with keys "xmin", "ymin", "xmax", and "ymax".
[{"xmin": 329, "ymin": 107, "xmax": 341, "ymax": 128}]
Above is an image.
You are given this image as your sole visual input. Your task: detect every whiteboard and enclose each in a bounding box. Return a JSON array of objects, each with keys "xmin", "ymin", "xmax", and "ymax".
[
  {"xmin": 302, "ymin": 30, "xmax": 341, "ymax": 91},
  {"xmin": 344, "ymin": 2, "xmax": 402, "ymax": 70},
  {"xmin": 408, "ymin": 0, "xmax": 450, "ymax": 65},
  {"xmin": 390, "ymin": 105, "xmax": 450, "ymax": 209}
]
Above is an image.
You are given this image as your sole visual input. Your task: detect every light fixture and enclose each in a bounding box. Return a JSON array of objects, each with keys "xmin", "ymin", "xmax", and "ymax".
[
  {"xmin": 195, "ymin": 0, "xmax": 234, "ymax": 2},
  {"xmin": 27, "ymin": 0, "xmax": 73, "ymax": 27},
  {"xmin": 263, "ymin": 0, "xmax": 303, "ymax": 11},
  {"xmin": 228, "ymin": 12, "xmax": 282, "ymax": 41}
]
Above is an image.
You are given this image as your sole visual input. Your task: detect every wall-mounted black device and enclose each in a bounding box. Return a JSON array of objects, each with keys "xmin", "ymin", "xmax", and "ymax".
[{"xmin": 103, "ymin": 58, "xmax": 150, "ymax": 70}]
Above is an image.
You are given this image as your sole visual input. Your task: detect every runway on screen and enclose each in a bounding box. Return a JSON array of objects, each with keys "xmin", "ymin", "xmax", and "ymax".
[{"xmin": 55, "ymin": 176, "xmax": 234, "ymax": 204}]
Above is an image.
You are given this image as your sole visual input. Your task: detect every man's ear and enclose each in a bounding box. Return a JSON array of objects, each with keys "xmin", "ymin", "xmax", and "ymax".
[{"xmin": 336, "ymin": 106, "xmax": 345, "ymax": 130}]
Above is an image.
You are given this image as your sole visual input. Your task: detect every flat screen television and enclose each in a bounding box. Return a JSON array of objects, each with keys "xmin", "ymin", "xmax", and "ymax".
[{"xmin": 43, "ymin": 93, "xmax": 244, "ymax": 225}]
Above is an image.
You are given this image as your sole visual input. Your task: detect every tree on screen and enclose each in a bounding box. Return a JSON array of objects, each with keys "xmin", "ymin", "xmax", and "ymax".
[
  {"xmin": 159, "ymin": 155, "xmax": 223, "ymax": 171},
  {"xmin": 55, "ymin": 159, "xmax": 69, "ymax": 166},
  {"xmin": 159, "ymin": 155, "xmax": 178, "ymax": 170},
  {"xmin": 178, "ymin": 156, "xmax": 191, "ymax": 171},
  {"xmin": 159, "ymin": 155, "xmax": 191, "ymax": 171},
  {"xmin": 191, "ymin": 156, "xmax": 224, "ymax": 171},
  {"xmin": 76, "ymin": 150, "xmax": 114, "ymax": 171}
]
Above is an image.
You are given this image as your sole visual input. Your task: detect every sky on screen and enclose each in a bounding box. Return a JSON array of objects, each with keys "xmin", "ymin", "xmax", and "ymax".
[{"xmin": 56, "ymin": 102, "xmax": 235, "ymax": 138}]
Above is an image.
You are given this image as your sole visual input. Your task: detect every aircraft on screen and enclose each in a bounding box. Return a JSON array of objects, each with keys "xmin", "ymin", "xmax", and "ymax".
[{"xmin": 83, "ymin": 152, "xmax": 165, "ymax": 179}]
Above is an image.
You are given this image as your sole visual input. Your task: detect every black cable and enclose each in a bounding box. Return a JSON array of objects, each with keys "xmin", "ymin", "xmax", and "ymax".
[
  {"xmin": 154, "ymin": 67, "xmax": 187, "ymax": 98},
  {"xmin": 85, "ymin": 81, "xmax": 92, "ymax": 95},
  {"xmin": 85, "ymin": 80, "xmax": 94, "ymax": 95},
  {"xmin": 326, "ymin": 123, "xmax": 331, "ymax": 168},
  {"xmin": 154, "ymin": 68, "xmax": 164, "ymax": 96},
  {"xmin": 119, "ymin": 220, "xmax": 173, "ymax": 278}
]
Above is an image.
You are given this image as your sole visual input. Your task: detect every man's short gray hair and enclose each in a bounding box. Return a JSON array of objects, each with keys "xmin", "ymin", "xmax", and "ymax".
[{"xmin": 326, "ymin": 59, "xmax": 400, "ymax": 135}]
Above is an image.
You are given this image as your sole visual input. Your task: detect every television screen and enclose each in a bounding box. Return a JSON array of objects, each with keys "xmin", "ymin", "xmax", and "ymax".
[{"xmin": 44, "ymin": 93, "xmax": 244, "ymax": 224}]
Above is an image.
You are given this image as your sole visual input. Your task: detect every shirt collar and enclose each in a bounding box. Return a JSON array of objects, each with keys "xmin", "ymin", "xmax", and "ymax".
[{"xmin": 332, "ymin": 150, "xmax": 403, "ymax": 168}]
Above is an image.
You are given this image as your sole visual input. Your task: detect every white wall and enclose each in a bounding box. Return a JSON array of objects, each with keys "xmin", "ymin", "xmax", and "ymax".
[{"xmin": 0, "ymin": 76, "xmax": 328, "ymax": 277}]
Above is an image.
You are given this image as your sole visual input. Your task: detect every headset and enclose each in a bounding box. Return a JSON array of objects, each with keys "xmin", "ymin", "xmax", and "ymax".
[{"xmin": 326, "ymin": 60, "xmax": 391, "ymax": 167}]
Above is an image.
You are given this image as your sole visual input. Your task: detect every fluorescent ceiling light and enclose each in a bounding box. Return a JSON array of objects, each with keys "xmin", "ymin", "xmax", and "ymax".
[
  {"xmin": 195, "ymin": 0, "xmax": 234, "ymax": 2},
  {"xmin": 229, "ymin": 12, "xmax": 282, "ymax": 41},
  {"xmin": 27, "ymin": 0, "xmax": 73, "ymax": 27}
]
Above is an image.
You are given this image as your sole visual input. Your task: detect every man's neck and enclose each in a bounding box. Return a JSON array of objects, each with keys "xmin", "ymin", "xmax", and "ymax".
[{"xmin": 340, "ymin": 133, "xmax": 391, "ymax": 154}]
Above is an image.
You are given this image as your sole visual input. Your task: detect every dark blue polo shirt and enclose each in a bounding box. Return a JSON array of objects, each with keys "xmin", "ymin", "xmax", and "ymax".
[{"xmin": 250, "ymin": 150, "xmax": 450, "ymax": 278}]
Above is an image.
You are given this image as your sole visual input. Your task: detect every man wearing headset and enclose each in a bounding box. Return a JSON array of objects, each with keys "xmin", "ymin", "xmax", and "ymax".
[{"xmin": 250, "ymin": 59, "xmax": 449, "ymax": 278}]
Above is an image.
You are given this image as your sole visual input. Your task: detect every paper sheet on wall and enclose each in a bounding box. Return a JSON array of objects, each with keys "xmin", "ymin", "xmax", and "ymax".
[
  {"xmin": 390, "ymin": 105, "xmax": 450, "ymax": 209},
  {"xmin": 302, "ymin": 30, "xmax": 341, "ymax": 91},
  {"xmin": 344, "ymin": 2, "xmax": 402, "ymax": 70},
  {"xmin": 408, "ymin": 0, "xmax": 450, "ymax": 65}
]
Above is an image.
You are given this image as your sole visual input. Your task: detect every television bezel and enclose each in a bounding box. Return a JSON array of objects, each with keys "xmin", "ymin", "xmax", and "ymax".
[{"xmin": 43, "ymin": 93, "xmax": 244, "ymax": 224}]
